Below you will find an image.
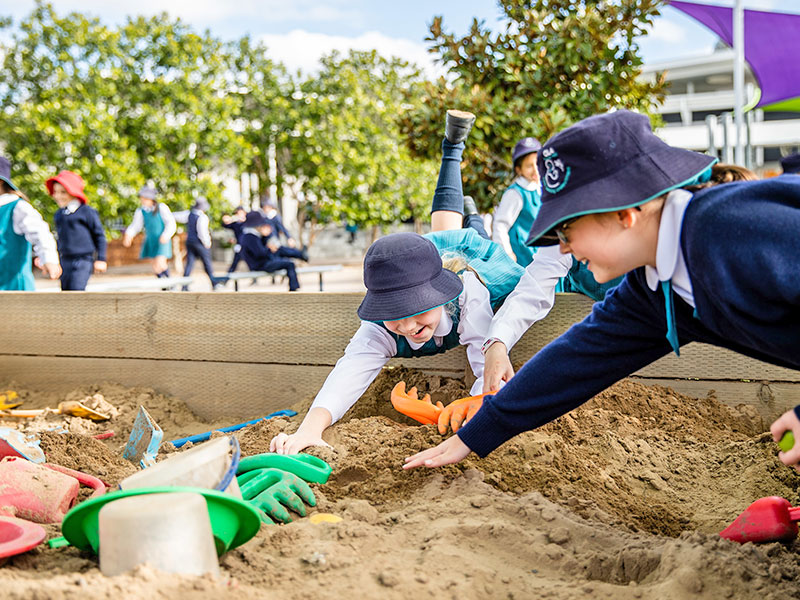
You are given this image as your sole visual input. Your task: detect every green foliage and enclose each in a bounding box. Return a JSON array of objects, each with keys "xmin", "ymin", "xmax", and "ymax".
[
  {"xmin": 281, "ymin": 50, "xmax": 437, "ymax": 231},
  {"xmin": 399, "ymin": 0, "xmax": 667, "ymax": 211},
  {"xmin": 0, "ymin": 2, "xmax": 245, "ymax": 230}
]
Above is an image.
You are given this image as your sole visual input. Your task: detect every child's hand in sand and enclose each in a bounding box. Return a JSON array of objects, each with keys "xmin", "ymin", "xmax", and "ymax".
[
  {"xmin": 403, "ymin": 435, "xmax": 472, "ymax": 469},
  {"xmin": 270, "ymin": 431, "xmax": 330, "ymax": 455},
  {"xmin": 771, "ymin": 408, "xmax": 800, "ymax": 471}
]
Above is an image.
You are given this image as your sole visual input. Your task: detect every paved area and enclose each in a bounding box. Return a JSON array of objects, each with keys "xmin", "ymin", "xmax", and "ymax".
[{"xmin": 32, "ymin": 259, "xmax": 366, "ymax": 293}]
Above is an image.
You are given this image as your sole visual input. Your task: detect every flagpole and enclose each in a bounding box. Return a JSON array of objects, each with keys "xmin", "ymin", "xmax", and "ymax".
[{"xmin": 733, "ymin": 0, "xmax": 745, "ymax": 166}]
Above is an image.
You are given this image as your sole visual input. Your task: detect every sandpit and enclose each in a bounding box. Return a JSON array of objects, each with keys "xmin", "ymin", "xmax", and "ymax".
[{"xmin": 1, "ymin": 368, "xmax": 800, "ymax": 599}]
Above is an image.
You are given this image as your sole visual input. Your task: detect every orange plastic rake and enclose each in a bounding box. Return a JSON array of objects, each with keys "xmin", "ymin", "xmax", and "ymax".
[{"xmin": 390, "ymin": 381, "xmax": 442, "ymax": 426}]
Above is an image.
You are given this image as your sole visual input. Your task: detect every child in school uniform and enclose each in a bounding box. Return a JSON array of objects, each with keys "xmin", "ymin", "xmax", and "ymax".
[
  {"xmin": 404, "ymin": 109, "xmax": 800, "ymax": 470},
  {"xmin": 174, "ymin": 197, "xmax": 227, "ymax": 290},
  {"xmin": 222, "ymin": 205, "xmax": 247, "ymax": 272},
  {"xmin": 0, "ymin": 156, "xmax": 60, "ymax": 289},
  {"xmin": 480, "ymin": 162, "xmax": 758, "ymax": 392},
  {"xmin": 46, "ymin": 170, "xmax": 107, "ymax": 291},
  {"xmin": 239, "ymin": 211, "xmax": 305, "ymax": 291},
  {"xmin": 270, "ymin": 110, "xmax": 525, "ymax": 455},
  {"xmin": 259, "ymin": 196, "xmax": 298, "ymax": 248},
  {"xmin": 122, "ymin": 186, "xmax": 176, "ymax": 278},
  {"xmin": 492, "ymin": 137, "xmax": 542, "ymax": 267}
]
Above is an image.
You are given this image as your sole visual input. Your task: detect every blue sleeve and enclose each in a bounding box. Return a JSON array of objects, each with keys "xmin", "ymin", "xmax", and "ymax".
[
  {"xmin": 88, "ymin": 208, "xmax": 107, "ymax": 261},
  {"xmin": 457, "ymin": 271, "xmax": 678, "ymax": 457},
  {"xmin": 274, "ymin": 215, "xmax": 291, "ymax": 239}
]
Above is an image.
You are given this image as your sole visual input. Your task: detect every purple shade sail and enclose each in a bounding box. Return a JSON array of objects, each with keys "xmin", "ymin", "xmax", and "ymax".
[{"xmin": 670, "ymin": 1, "xmax": 800, "ymax": 108}]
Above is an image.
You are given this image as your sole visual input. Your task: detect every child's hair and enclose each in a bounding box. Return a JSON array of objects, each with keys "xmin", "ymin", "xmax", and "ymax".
[
  {"xmin": 683, "ymin": 164, "xmax": 757, "ymax": 192},
  {"xmin": 0, "ymin": 180, "xmax": 30, "ymax": 202},
  {"xmin": 440, "ymin": 251, "xmax": 487, "ymax": 317}
]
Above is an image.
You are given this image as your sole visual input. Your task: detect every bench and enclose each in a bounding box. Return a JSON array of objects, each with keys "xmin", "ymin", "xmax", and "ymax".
[
  {"xmin": 85, "ymin": 276, "xmax": 195, "ymax": 292},
  {"xmin": 226, "ymin": 264, "xmax": 343, "ymax": 292}
]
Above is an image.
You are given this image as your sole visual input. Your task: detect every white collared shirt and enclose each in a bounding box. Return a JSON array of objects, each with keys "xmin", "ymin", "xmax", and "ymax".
[
  {"xmin": 492, "ymin": 176, "xmax": 540, "ymax": 258},
  {"xmin": 644, "ymin": 189, "xmax": 696, "ymax": 307},
  {"xmin": 63, "ymin": 200, "xmax": 81, "ymax": 215},
  {"xmin": 310, "ymin": 270, "xmax": 493, "ymax": 424},
  {"xmin": 0, "ymin": 193, "xmax": 59, "ymax": 265},
  {"xmin": 486, "ymin": 244, "xmax": 573, "ymax": 350}
]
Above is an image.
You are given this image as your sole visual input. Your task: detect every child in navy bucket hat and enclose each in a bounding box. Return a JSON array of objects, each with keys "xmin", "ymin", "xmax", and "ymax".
[
  {"xmin": 405, "ymin": 109, "xmax": 800, "ymax": 471},
  {"xmin": 0, "ymin": 156, "xmax": 61, "ymax": 289},
  {"xmin": 270, "ymin": 110, "xmax": 528, "ymax": 455},
  {"xmin": 492, "ymin": 136, "xmax": 542, "ymax": 267}
]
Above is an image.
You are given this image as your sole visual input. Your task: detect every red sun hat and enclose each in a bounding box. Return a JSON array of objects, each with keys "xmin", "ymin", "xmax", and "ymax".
[{"xmin": 45, "ymin": 170, "xmax": 87, "ymax": 203}]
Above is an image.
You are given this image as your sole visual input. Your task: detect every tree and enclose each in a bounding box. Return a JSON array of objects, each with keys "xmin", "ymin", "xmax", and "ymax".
[
  {"xmin": 399, "ymin": 0, "xmax": 666, "ymax": 212},
  {"xmin": 0, "ymin": 2, "xmax": 246, "ymax": 228},
  {"xmin": 283, "ymin": 50, "xmax": 439, "ymax": 243}
]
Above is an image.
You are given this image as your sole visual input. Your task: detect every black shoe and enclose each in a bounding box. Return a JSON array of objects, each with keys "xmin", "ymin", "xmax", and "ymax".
[
  {"xmin": 445, "ymin": 110, "xmax": 476, "ymax": 145},
  {"xmin": 462, "ymin": 195, "xmax": 479, "ymax": 217}
]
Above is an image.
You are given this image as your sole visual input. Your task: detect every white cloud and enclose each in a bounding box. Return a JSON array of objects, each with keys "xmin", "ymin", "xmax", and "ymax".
[
  {"xmin": 645, "ymin": 18, "xmax": 688, "ymax": 43},
  {"xmin": 259, "ymin": 29, "xmax": 445, "ymax": 79}
]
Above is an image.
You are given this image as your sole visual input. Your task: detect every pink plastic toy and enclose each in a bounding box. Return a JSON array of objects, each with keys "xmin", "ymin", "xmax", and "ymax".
[
  {"xmin": 0, "ymin": 457, "xmax": 105, "ymax": 524},
  {"xmin": 0, "ymin": 515, "xmax": 46, "ymax": 560}
]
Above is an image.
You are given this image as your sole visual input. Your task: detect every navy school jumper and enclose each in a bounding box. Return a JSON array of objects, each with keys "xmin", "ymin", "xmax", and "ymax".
[
  {"xmin": 54, "ymin": 204, "xmax": 107, "ymax": 291},
  {"xmin": 458, "ymin": 176, "xmax": 800, "ymax": 457}
]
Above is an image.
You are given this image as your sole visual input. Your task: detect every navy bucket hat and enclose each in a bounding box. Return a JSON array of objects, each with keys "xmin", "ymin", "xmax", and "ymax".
[
  {"xmin": 243, "ymin": 210, "xmax": 269, "ymax": 228},
  {"xmin": 512, "ymin": 137, "xmax": 542, "ymax": 165},
  {"xmin": 0, "ymin": 157, "xmax": 18, "ymax": 191},
  {"xmin": 526, "ymin": 110, "xmax": 717, "ymax": 246},
  {"xmin": 357, "ymin": 233, "xmax": 463, "ymax": 322},
  {"xmin": 780, "ymin": 153, "xmax": 800, "ymax": 174}
]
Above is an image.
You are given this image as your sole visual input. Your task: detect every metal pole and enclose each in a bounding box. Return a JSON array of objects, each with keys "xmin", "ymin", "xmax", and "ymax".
[{"xmin": 733, "ymin": 0, "xmax": 745, "ymax": 166}]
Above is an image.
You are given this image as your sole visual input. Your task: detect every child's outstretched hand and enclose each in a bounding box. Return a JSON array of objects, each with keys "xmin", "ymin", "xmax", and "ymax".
[
  {"xmin": 270, "ymin": 430, "xmax": 331, "ymax": 455},
  {"xmin": 771, "ymin": 408, "xmax": 800, "ymax": 471},
  {"xmin": 403, "ymin": 435, "xmax": 472, "ymax": 470}
]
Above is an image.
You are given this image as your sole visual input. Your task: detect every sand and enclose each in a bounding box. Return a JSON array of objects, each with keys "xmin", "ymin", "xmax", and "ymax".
[{"xmin": 1, "ymin": 369, "xmax": 799, "ymax": 599}]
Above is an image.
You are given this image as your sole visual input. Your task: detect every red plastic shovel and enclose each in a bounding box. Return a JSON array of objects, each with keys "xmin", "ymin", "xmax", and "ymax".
[{"xmin": 720, "ymin": 496, "xmax": 800, "ymax": 544}]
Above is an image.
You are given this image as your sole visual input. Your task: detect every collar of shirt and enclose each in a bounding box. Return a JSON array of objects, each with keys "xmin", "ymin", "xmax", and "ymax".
[
  {"xmin": 514, "ymin": 176, "xmax": 540, "ymax": 191},
  {"xmin": 644, "ymin": 189, "xmax": 696, "ymax": 307},
  {"xmin": 406, "ymin": 307, "xmax": 453, "ymax": 350},
  {"xmin": 0, "ymin": 193, "xmax": 18, "ymax": 207},
  {"xmin": 64, "ymin": 200, "xmax": 81, "ymax": 214},
  {"xmin": 242, "ymin": 227, "xmax": 263, "ymax": 237}
]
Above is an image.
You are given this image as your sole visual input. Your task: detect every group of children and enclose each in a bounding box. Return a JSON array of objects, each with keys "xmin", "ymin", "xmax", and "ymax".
[
  {"xmin": 0, "ymin": 159, "xmax": 307, "ymax": 292},
  {"xmin": 271, "ymin": 108, "xmax": 800, "ymax": 480}
]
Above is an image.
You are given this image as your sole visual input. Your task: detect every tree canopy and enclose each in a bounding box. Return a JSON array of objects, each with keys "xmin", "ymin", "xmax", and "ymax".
[{"xmin": 399, "ymin": 0, "xmax": 667, "ymax": 211}]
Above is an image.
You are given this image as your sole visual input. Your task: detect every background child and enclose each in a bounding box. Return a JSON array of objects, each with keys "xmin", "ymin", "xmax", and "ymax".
[
  {"xmin": 122, "ymin": 186, "xmax": 176, "ymax": 278},
  {"xmin": 174, "ymin": 197, "xmax": 227, "ymax": 290},
  {"xmin": 492, "ymin": 137, "xmax": 542, "ymax": 266},
  {"xmin": 222, "ymin": 205, "xmax": 247, "ymax": 272},
  {"xmin": 270, "ymin": 109, "xmax": 524, "ymax": 455},
  {"xmin": 404, "ymin": 110, "xmax": 799, "ymax": 470},
  {"xmin": 47, "ymin": 170, "xmax": 107, "ymax": 291},
  {"xmin": 239, "ymin": 211, "xmax": 304, "ymax": 290},
  {"xmin": 780, "ymin": 153, "xmax": 800, "ymax": 175},
  {"xmin": 259, "ymin": 195, "xmax": 298, "ymax": 248},
  {"xmin": 0, "ymin": 156, "xmax": 60, "ymax": 289}
]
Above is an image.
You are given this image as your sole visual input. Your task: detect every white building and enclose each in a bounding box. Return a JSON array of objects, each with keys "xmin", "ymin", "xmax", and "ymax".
[{"xmin": 641, "ymin": 46, "xmax": 800, "ymax": 174}]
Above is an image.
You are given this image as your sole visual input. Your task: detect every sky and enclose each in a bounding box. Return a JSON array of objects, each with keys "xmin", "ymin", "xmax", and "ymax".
[{"xmin": 2, "ymin": 1, "xmax": 798, "ymax": 76}]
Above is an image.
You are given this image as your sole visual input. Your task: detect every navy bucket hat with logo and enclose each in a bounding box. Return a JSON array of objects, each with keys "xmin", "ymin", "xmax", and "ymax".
[
  {"xmin": 526, "ymin": 110, "xmax": 717, "ymax": 246},
  {"xmin": 357, "ymin": 233, "xmax": 463, "ymax": 322},
  {"xmin": 0, "ymin": 157, "xmax": 18, "ymax": 191}
]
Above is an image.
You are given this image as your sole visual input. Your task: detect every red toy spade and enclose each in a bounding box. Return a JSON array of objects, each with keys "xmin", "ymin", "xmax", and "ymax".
[{"xmin": 720, "ymin": 496, "xmax": 800, "ymax": 544}]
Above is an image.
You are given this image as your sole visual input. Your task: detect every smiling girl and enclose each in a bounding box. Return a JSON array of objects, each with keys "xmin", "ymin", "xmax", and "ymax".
[{"xmin": 270, "ymin": 110, "xmax": 525, "ymax": 454}]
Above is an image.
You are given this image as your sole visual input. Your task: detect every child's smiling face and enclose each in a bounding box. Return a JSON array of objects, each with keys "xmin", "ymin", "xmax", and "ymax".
[
  {"xmin": 383, "ymin": 306, "xmax": 444, "ymax": 344},
  {"xmin": 51, "ymin": 182, "xmax": 73, "ymax": 208}
]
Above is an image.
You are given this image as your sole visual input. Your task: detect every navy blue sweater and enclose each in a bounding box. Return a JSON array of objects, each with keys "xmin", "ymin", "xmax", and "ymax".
[
  {"xmin": 459, "ymin": 176, "xmax": 800, "ymax": 457},
  {"xmin": 54, "ymin": 204, "xmax": 107, "ymax": 261},
  {"xmin": 240, "ymin": 231, "xmax": 276, "ymax": 270}
]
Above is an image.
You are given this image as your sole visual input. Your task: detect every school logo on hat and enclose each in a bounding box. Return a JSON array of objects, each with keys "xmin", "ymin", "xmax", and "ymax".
[{"xmin": 541, "ymin": 147, "xmax": 571, "ymax": 194}]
